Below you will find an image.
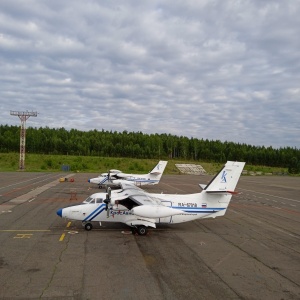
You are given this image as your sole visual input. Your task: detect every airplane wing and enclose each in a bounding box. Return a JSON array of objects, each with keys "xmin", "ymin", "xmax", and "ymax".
[
  {"xmin": 117, "ymin": 182, "xmax": 184, "ymax": 220},
  {"xmin": 109, "ymin": 169, "xmax": 122, "ymax": 173},
  {"xmin": 118, "ymin": 182, "xmax": 161, "ymax": 205},
  {"xmin": 114, "ymin": 172, "xmax": 128, "ymax": 179}
]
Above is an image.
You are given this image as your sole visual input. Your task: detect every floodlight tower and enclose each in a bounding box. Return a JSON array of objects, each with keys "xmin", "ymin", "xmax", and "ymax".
[{"xmin": 10, "ymin": 110, "xmax": 38, "ymax": 170}]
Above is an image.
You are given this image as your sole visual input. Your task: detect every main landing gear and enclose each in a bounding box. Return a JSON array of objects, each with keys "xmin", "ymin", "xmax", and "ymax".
[
  {"xmin": 82, "ymin": 222, "xmax": 148, "ymax": 236},
  {"xmin": 132, "ymin": 225, "xmax": 148, "ymax": 236}
]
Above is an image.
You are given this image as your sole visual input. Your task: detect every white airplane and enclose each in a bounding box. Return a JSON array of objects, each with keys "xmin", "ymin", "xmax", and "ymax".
[
  {"xmin": 88, "ymin": 160, "xmax": 168, "ymax": 188},
  {"xmin": 57, "ymin": 161, "xmax": 245, "ymax": 235}
]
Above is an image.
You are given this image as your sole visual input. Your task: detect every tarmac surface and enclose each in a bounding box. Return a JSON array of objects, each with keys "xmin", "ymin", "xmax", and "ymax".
[{"xmin": 0, "ymin": 171, "xmax": 299, "ymax": 299}]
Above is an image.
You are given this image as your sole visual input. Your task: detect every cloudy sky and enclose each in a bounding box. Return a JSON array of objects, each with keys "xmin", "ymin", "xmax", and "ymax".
[{"xmin": 1, "ymin": 0, "xmax": 299, "ymax": 149}]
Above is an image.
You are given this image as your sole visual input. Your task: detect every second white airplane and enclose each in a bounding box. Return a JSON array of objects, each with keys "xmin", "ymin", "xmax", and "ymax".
[{"xmin": 88, "ymin": 160, "xmax": 168, "ymax": 188}]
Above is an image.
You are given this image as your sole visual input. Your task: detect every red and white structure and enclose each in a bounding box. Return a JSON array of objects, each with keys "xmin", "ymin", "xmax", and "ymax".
[{"xmin": 10, "ymin": 110, "xmax": 37, "ymax": 170}]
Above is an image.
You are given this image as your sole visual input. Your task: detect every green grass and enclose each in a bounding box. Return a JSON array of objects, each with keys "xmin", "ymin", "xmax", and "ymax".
[{"xmin": 0, "ymin": 153, "xmax": 288, "ymax": 175}]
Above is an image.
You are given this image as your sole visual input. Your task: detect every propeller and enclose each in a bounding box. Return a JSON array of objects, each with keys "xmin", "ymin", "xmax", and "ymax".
[
  {"xmin": 106, "ymin": 170, "xmax": 114, "ymax": 187},
  {"xmin": 104, "ymin": 187, "xmax": 112, "ymax": 218}
]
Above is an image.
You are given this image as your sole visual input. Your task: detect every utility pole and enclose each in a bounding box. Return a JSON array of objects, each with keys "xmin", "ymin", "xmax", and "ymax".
[{"xmin": 10, "ymin": 110, "xmax": 37, "ymax": 170}]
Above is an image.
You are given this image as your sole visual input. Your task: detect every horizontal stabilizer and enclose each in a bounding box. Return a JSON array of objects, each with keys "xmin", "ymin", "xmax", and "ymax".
[
  {"xmin": 206, "ymin": 190, "xmax": 239, "ymax": 194},
  {"xmin": 150, "ymin": 171, "xmax": 162, "ymax": 175},
  {"xmin": 199, "ymin": 184, "xmax": 207, "ymax": 190}
]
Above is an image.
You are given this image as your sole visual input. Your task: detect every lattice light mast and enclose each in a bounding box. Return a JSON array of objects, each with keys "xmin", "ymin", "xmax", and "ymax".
[{"xmin": 10, "ymin": 110, "xmax": 38, "ymax": 170}]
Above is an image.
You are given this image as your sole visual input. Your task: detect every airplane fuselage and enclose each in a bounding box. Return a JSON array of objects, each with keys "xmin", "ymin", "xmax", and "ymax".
[
  {"xmin": 57, "ymin": 192, "xmax": 230, "ymax": 226},
  {"xmin": 88, "ymin": 160, "xmax": 168, "ymax": 187},
  {"xmin": 89, "ymin": 175, "xmax": 161, "ymax": 187}
]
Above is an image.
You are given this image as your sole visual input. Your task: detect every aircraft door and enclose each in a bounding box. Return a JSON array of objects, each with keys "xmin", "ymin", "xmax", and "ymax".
[{"xmin": 159, "ymin": 201, "xmax": 173, "ymax": 224}]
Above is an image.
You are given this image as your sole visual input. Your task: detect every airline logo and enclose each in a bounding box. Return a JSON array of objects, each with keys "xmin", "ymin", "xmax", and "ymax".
[{"xmin": 221, "ymin": 170, "xmax": 227, "ymax": 183}]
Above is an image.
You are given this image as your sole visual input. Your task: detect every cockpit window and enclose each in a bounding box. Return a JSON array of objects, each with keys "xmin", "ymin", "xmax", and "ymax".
[
  {"xmin": 84, "ymin": 196, "xmax": 93, "ymax": 203},
  {"xmin": 96, "ymin": 198, "xmax": 103, "ymax": 203},
  {"xmin": 89, "ymin": 199, "xmax": 95, "ymax": 204}
]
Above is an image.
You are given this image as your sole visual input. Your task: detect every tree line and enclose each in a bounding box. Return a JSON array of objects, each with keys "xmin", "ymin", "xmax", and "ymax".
[{"xmin": 0, "ymin": 124, "xmax": 299, "ymax": 173}]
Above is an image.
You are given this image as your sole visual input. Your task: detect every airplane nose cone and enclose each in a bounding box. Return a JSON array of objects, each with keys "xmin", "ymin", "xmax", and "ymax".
[{"xmin": 56, "ymin": 208, "xmax": 63, "ymax": 217}]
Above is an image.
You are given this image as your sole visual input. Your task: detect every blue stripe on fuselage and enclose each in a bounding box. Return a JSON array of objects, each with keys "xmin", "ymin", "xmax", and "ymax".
[
  {"xmin": 173, "ymin": 206, "xmax": 226, "ymax": 214},
  {"xmin": 99, "ymin": 177, "xmax": 108, "ymax": 184},
  {"xmin": 83, "ymin": 204, "xmax": 106, "ymax": 221},
  {"xmin": 127, "ymin": 179, "xmax": 158, "ymax": 183}
]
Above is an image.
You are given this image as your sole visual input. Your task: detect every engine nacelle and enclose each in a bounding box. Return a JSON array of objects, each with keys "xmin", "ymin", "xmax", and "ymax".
[
  {"xmin": 131, "ymin": 205, "xmax": 183, "ymax": 218},
  {"xmin": 88, "ymin": 177, "xmax": 102, "ymax": 184}
]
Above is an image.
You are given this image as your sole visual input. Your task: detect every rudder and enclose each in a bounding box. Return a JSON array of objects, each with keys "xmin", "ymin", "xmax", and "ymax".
[
  {"xmin": 150, "ymin": 160, "xmax": 168, "ymax": 176},
  {"xmin": 204, "ymin": 161, "xmax": 245, "ymax": 193}
]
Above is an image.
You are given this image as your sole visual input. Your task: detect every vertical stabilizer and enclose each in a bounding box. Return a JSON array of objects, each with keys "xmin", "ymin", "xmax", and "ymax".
[
  {"xmin": 149, "ymin": 160, "xmax": 168, "ymax": 180},
  {"xmin": 204, "ymin": 161, "xmax": 245, "ymax": 193}
]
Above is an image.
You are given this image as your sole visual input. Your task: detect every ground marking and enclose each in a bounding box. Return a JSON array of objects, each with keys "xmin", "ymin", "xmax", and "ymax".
[
  {"xmin": 14, "ymin": 234, "xmax": 33, "ymax": 239},
  {"xmin": 59, "ymin": 222, "xmax": 72, "ymax": 241},
  {"xmin": 239, "ymin": 188, "xmax": 300, "ymax": 203},
  {"xmin": 59, "ymin": 233, "xmax": 65, "ymax": 241},
  {"xmin": 0, "ymin": 230, "xmax": 51, "ymax": 232}
]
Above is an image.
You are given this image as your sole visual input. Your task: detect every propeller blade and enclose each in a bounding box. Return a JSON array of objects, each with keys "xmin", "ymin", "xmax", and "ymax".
[{"xmin": 104, "ymin": 187, "xmax": 112, "ymax": 218}]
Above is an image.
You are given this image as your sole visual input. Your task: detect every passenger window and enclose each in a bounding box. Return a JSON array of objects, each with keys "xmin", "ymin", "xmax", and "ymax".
[{"xmin": 96, "ymin": 198, "xmax": 103, "ymax": 203}]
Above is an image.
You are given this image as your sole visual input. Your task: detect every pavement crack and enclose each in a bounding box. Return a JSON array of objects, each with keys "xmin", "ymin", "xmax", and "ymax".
[{"xmin": 39, "ymin": 234, "xmax": 70, "ymax": 298}]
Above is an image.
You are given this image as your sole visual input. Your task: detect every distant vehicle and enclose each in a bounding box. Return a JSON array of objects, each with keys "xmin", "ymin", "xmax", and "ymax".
[
  {"xmin": 57, "ymin": 161, "xmax": 245, "ymax": 235},
  {"xmin": 88, "ymin": 160, "xmax": 168, "ymax": 188}
]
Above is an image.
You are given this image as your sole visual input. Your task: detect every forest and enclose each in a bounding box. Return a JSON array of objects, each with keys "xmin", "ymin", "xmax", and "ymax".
[{"xmin": 0, "ymin": 124, "xmax": 299, "ymax": 173}]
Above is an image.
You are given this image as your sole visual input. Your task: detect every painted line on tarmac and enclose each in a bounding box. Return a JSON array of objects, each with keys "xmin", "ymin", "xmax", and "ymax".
[
  {"xmin": 6, "ymin": 174, "xmax": 75, "ymax": 206},
  {"xmin": 274, "ymin": 227, "xmax": 300, "ymax": 239},
  {"xmin": 59, "ymin": 221, "xmax": 73, "ymax": 241},
  {"xmin": 0, "ymin": 174, "xmax": 58, "ymax": 191},
  {"xmin": 0, "ymin": 229, "xmax": 51, "ymax": 232},
  {"xmin": 239, "ymin": 188, "xmax": 300, "ymax": 203},
  {"xmin": 59, "ymin": 233, "xmax": 66, "ymax": 241}
]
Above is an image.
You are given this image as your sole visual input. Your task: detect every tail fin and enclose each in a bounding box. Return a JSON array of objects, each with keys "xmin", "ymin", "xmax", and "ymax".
[
  {"xmin": 204, "ymin": 161, "xmax": 245, "ymax": 193},
  {"xmin": 149, "ymin": 161, "xmax": 168, "ymax": 176}
]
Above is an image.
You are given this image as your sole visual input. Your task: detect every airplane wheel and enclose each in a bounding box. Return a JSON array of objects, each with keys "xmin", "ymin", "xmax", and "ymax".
[
  {"xmin": 137, "ymin": 226, "xmax": 148, "ymax": 236},
  {"xmin": 99, "ymin": 185, "xmax": 102, "ymax": 189},
  {"xmin": 85, "ymin": 223, "xmax": 93, "ymax": 231}
]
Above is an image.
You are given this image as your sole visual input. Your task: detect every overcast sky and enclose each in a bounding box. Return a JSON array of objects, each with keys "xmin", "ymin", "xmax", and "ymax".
[{"xmin": 1, "ymin": 0, "xmax": 299, "ymax": 149}]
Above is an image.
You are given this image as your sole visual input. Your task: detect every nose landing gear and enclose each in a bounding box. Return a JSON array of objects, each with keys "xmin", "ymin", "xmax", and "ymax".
[{"xmin": 82, "ymin": 222, "xmax": 93, "ymax": 231}]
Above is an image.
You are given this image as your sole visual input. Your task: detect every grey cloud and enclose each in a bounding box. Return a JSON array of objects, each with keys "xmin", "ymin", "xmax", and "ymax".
[{"xmin": 0, "ymin": 0, "xmax": 299, "ymax": 148}]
